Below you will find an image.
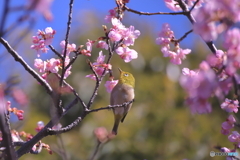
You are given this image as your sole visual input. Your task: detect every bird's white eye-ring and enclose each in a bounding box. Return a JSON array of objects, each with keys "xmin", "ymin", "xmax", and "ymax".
[{"xmin": 124, "ymin": 73, "xmax": 129, "ymax": 77}]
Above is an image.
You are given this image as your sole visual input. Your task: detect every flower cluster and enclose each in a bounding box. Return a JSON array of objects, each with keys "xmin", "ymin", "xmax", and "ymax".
[
  {"xmin": 180, "ymin": 62, "xmax": 217, "ymax": 114},
  {"xmin": 221, "ymin": 115, "xmax": 236, "ymax": 135},
  {"xmin": 85, "ymin": 13, "xmax": 140, "ymax": 92},
  {"xmin": 31, "ymin": 27, "xmax": 77, "ymax": 79},
  {"xmin": 193, "ymin": 0, "xmax": 240, "ymax": 41},
  {"xmin": 156, "ymin": 23, "xmax": 191, "ymax": 65},
  {"xmin": 7, "ymin": 101, "xmax": 24, "ymax": 120},
  {"xmin": 108, "ymin": 18, "xmax": 140, "ymax": 62},
  {"xmin": 86, "ymin": 51, "xmax": 112, "ymax": 80},
  {"xmin": 221, "ymin": 98, "xmax": 239, "ymax": 113},
  {"xmin": 31, "ymin": 27, "xmax": 56, "ymax": 57}
]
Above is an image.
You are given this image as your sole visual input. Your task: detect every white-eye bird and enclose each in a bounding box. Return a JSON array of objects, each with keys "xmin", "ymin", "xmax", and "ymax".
[{"xmin": 111, "ymin": 68, "xmax": 135, "ymax": 135}]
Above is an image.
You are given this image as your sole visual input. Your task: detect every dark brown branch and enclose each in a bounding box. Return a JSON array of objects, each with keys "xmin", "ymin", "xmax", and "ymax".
[
  {"xmin": 49, "ymin": 45, "xmax": 63, "ymax": 59},
  {"xmin": 65, "ymin": 54, "xmax": 78, "ymax": 71},
  {"xmin": 60, "ymin": 0, "xmax": 74, "ymax": 87},
  {"xmin": 54, "ymin": 73, "xmax": 87, "ymax": 110},
  {"xmin": 173, "ymin": 29, "xmax": 193, "ymax": 43},
  {"xmin": 0, "ymin": 86, "xmax": 17, "ymax": 160},
  {"xmin": 89, "ymin": 141, "xmax": 101, "ymax": 160},
  {"xmin": 17, "ymin": 96, "xmax": 79, "ymax": 157},
  {"xmin": 87, "ymin": 38, "xmax": 114, "ymax": 109},
  {"xmin": 87, "ymin": 99, "xmax": 134, "ymax": 113},
  {"xmin": 189, "ymin": 0, "xmax": 200, "ymax": 12},
  {"xmin": 0, "ymin": 37, "xmax": 53, "ymax": 96},
  {"xmin": 123, "ymin": 5, "xmax": 185, "ymax": 16},
  {"xmin": 177, "ymin": 0, "xmax": 217, "ymax": 54},
  {"xmin": 47, "ymin": 117, "xmax": 82, "ymax": 135}
]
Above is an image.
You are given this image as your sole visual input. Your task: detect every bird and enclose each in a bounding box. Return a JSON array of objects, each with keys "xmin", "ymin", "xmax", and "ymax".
[{"xmin": 111, "ymin": 68, "xmax": 135, "ymax": 135}]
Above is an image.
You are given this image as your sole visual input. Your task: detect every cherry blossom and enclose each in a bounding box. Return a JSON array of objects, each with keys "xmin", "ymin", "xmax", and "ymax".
[
  {"xmin": 86, "ymin": 51, "xmax": 111, "ymax": 80},
  {"xmin": 105, "ymin": 80, "xmax": 119, "ymax": 93},
  {"xmin": 221, "ymin": 115, "xmax": 236, "ymax": 135},
  {"xmin": 115, "ymin": 47, "xmax": 138, "ymax": 63},
  {"xmin": 31, "ymin": 27, "xmax": 56, "ymax": 56},
  {"xmin": 228, "ymin": 131, "xmax": 240, "ymax": 148},
  {"xmin": 221, "ymin": 98, "xmax": 239, "ymax": 113},
  {"xmin": 156, "ymin": 23, "xmax": 191, "ymax": 65},
  {"xmin": 60, "ymin": 40, "xmax": 76, "ymax": 56}
]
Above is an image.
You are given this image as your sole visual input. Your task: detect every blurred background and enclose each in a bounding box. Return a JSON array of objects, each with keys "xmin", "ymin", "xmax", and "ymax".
[{"xmin": 0, "ymin": 0, "xmax": 231, "ymax": 160}]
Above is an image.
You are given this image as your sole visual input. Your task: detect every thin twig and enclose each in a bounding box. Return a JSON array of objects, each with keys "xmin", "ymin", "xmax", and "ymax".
[
  {"xmin": 173, "ymin": 29, "xmax": 193, "ymax": 43},
  {"xmin": 49, "ymin": 45, "xmax": 63, "ymax": 59},
  {"xmin": 47, "ymin": 117, "xmax": 82, "ymax": 135},
  {"xmin": 0, "ymin": 0, "xmax": 10, "ymax": 36},
  {"xmin": 65, "ymin": 54, "xmax": 78, "ymax": 70},
  {"xmin": 89, "ymin": 141, "xmax": 101, "ymax": 160},
  {"xmin": 189, "ymin": 0, "xmax": 200, "ymax": 12},
  {"xmin": 123, "ymin": 5, "xmax": 185, "ymax": 16},
  {"xmin": 54, "ymin": 73, "xmax": 87, "ymax": 110},
  {"xmin": 60, "ymin": 0, "xmax": 74, "ymax": 87},
  {"xmin": 87, "ymin": 99, "xmax": 134, "ymax": 113},
  {"xmin": 0, "ymin": 86, "xmax": 17, "ymax": 160}
]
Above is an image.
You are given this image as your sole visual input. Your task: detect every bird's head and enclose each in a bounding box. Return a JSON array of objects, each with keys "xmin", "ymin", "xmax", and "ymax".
[{"xmin": 118, "ymin": 68, "xmax": 135, "ymax": 88}]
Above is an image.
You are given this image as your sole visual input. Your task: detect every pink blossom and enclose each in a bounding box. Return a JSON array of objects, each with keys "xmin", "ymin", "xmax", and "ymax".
[
  {"xmin": 186, "ymin": 97, "xmax": 212, "ymax": 114},
  {"xmin": 156, "ymin": 23, "xmax": 191, "ymax": 64},
  {"xmin": 94, "ymin": 127, "xmax": 109, "ymax": 142},
  {"xmin": 193, "ymin": 21, "xmax": 218, "ymax": 41},
  {"xmin": 94, "ymin": 51, "xmax": 105, "ymax": 65},
  {"xmin": 46, "ymin": 58, "xmax": 61, "ymax": 73},
  {"xmin": 28, "ymin": 0, "xmax": 54, "ymax": 21},
  {"xmin": 34, "ymin": 59, "xmax": 46, "ymax": 72},
  {"xmin": 123, "ymin": 25, "xmax": 140, "ymax": 46},
  {"xmin": 180, "ymin": 61, "xmax": 217, "ymax": 114},
  {"xmin": 105, "ymin": 80, "xmax": 119, "ymax": 93},
  {"xmin": 64, "ymin": 67, "xmax": 72, "ymax": 79},
  {"xmin": 169, "ymin": 48, "xmax": 191, "ymax": 65},
  {"xmin": 31, "ymin": 27, "xmax": 55, "ymax": 56},
  {"xmin": 228, "ymin": 131, "xmax": 240, "ymax": 147},
  {"xmin": 86, "ymin": 39, "xmax": 94, "ymax": 52},
  {"xmin": 97, "ymin": 40, "xmax": 109, "ymax": 50},
  {"xmin": 221, "ymin": 98, "xmax": 239, "ymax": 113},
  {"xmin": 85, "ymin": 74, "xmax": 97, "ymax": 81},
  {"xmin": 60, "ymin": 40, "xmax": 76, "ymax": 56},
  {"xmin": 111, "ymin": 18, "xmax": 125, "ymax": 30},
  {"xmin": 164, "ymin": 0, "xmax": 182, "ymax": 11},
  {"xmin": 115, "ymin": 47, "xmax": 138, "ymax": 63},
  {"xmin": 105, "ymin": 9, "xmax": 117, "ymax": 23},
  {"xmin": 182, "ymin": 68, "xmax": 198, "ymax": 76},
  {"xmin": 86, "ymin": 51, "xmax": 110, "ymax": 80},
  {"xmin": 192, "ymin": 0, "xmax": 240, "ymax": 41},
  {"xmin": 221, "ymin": 115, "xmax": 236, "ymax": 135},
  {"xmin": 108, "ymin": 30, "xmax": 123, "ymax": 42}
]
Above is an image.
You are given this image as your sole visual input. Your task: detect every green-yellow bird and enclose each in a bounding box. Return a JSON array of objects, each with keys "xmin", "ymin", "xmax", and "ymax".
[{"xmin": 111, "ymin": 68, "xmax": 135, "ymax": 135}]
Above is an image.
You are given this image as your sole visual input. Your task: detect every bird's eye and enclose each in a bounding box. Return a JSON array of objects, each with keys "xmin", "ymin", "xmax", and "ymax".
[{"xmin": 124, "ymin": 73, "xmax": 129, "ymax": 77}]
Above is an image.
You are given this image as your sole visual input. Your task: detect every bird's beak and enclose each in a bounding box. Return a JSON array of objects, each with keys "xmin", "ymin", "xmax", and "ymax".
[{"xmin": 118, "ymin": 68, "xmax": 122, "ymax": 73}]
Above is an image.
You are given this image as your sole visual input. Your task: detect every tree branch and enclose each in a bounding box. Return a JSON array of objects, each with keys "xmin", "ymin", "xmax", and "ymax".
[
  {"xmin": 0, "ymin": 86, "xmax": 17, "ymax": 160},
  {"xmin": 123, "ymin": 5, "xmax": 185, "ymax": 16},
  {"xmin": 0, "ymin": 37, "xmax": 53, "ymax": 96}
]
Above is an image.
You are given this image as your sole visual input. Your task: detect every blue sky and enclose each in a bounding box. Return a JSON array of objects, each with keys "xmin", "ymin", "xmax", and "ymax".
[{"xmin": 0, "ymin": 0, "xmax": 197, "ymax": 83}]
